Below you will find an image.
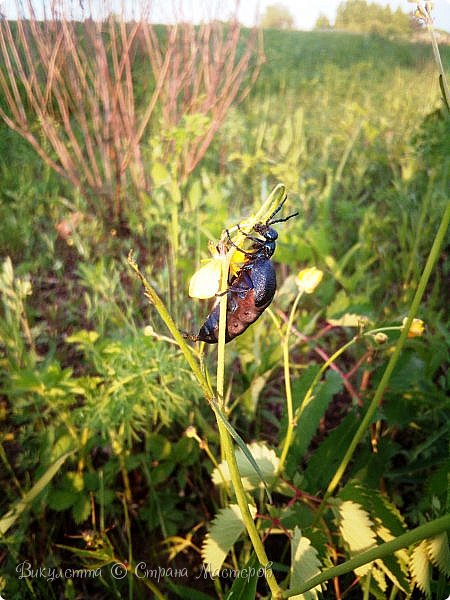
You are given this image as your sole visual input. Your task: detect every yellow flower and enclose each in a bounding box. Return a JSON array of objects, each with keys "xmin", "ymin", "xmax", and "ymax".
[
  {"xmin": 297, "ymin": 267, "xmax": 323, "ymax": 294},
  {"xmin": 402, "ymin": 317, "xmax": 425, "ymax": 338},
  {"xmin": 189, "ymin": 257, "xmax": 223, "ymax": 299},
  {"xmin": 189, "ymin": 235, "xmax": 249, "ymax": 299}
]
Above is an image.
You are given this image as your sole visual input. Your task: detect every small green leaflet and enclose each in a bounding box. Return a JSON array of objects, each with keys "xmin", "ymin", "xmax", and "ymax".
[
  {"xmin": 336, "ymin": 500, "xmax": 377, "ymax": 576},
  {"xmin": 211, "ymin": 442, "xmax": 279, "ymax": 491},
  {"xmin": 289, "ymin": 528, "xmax": 323, "ymax": 600},
  {"xmin": 410, "ymin": 540, "xmax": 431, "ymax": 598},
  {"xmin": 202, "ymin": 504, "xmax": 257, "ymax": 574},
  {"xmin": 410, "ymin": 533, "xmax": 450, "ymax": 599},
  {"xmin": 210, "ymin": 397, "xmax": 273, "ymax": 502},
  {"xmin": 426, "ymin": 532, "xmax": 450, "ymax": 575}
]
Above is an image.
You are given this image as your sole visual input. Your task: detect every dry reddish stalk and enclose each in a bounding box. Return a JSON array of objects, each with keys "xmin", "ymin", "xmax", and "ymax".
[{"xmin": 0, "ymin": 1, "xmax": 263, "ymax": 221}]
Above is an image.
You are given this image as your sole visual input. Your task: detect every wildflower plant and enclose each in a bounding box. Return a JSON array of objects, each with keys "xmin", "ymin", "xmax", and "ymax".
[{"xmin": 129, "ymin": 183, "xmax": 450, "ymax": 598}]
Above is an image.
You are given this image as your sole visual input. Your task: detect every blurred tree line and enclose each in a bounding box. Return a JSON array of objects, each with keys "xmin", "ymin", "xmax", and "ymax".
[{"xmin": 316, "ymin": 0, "xmax": 413, "ymax": 36}]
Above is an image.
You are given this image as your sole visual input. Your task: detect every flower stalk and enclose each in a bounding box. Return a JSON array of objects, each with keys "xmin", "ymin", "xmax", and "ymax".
[
  {"xmin": 316, "ymin": 199, "xmax": 450, "ymax": 517},
  {"xmin": 128, "ymin": 185, "xmax": 289, "ymax": 598}
]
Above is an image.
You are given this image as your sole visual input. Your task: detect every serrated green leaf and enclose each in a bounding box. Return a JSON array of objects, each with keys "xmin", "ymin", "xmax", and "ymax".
[
  {"xmin": 339, "ymin": 484, "xmax": 410, "ymax": 594},
  {"xmin": 47, "ymin": 488, "xmax": 78, "ymax": 511},
  {"xmin": 410, "ymin": 540, "xmax": 431, "ymax": 598},
  {"xmin": 202, "ymin": 504, "xmax": 257, "ymax": 575},
  {"xmin": 370, "ymin": 565, "xmax": 387, "ymax": 592},
  {"xmin": 72, "ymin": 494, "xmax": 91, "ymax": 524},
  {"xmin": 336, "ymin": 500, "xmax": 376, "ymax": 576},
  {"xmin": 211, "ymin": 442, "xmax": 279, "ymax": 490},
  {"xmin": 375, "ymin": 553, "xmax": 409, "ymax": 594},
  {"xmin": 291, "ymin": 370, "xmax": 342, "ymax": 459},
  {"xmin": 303, "ymin": 412, "xmax": 360, "ymax": 490},
  {"xmin": 426, "ymin": 532, "xmax": 450, "ymax": 576},
  {"xmin": 340, "ymin": 482, "xmax": 407, "ymax": 538},
  {"xmin": 290, "ymin": 527, "xmax": 322, "ymax": 599}
]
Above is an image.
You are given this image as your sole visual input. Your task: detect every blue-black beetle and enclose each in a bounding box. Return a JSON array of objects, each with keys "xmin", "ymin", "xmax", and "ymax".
[{"xmin": 195, "ymin": 196, "xmax": 298, "ymax": 343}]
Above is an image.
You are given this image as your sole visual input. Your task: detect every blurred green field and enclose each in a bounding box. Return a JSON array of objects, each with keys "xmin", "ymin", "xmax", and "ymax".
[{"xmin": 0, "ymin": 27, "xmax": 449, "ymax": 599}]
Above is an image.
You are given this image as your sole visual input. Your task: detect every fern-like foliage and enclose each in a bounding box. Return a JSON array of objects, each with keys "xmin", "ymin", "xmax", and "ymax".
[{"xmin": 201, "ymin": 504, "xmax": 257, "ymax": 575}]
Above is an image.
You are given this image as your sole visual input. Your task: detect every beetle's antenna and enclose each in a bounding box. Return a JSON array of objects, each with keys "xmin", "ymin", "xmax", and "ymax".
[
  {"xmin": 268, "ymin": 211, "xmax": 299, "ymax": 226},
  {"xmin": 266, "ymin": 193, "xmax": 288, "ymax": 223},
  {"xmin": 266, "ymin": 193, "xmax": 299, "ymax": 226}
]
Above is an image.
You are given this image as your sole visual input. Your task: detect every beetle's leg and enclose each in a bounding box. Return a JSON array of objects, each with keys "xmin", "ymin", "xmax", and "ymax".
[
  {"xmin": 235, "ymin": 224, "xmax": 266, "ymax": 245},
  {"xmin": 182, "ymin": 330, "xmax": 200, "ymax": 341},
  {"xmin": 225, "ymin": 228, "xmax": 259, "ymax": 256},
  {"xmin": 216, "ymin": 270, "xmax": 253, "ymax": 297}
]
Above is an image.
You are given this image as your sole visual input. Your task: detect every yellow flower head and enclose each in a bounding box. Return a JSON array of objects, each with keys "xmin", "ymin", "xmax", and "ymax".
[
  {"xmin": 297, "ymin": 267, "xmax": 323, "ymax": 294},
  {"xmin": 189, "ymin": 238, "xmax": 248, "ymax": 299},
  {"xmin": 189, "ymin": 257, "xmax": 223, "ymax": 299},
  {"xmin": 402, "ymin": 317, "xmax": 425, "ymax": 338}
]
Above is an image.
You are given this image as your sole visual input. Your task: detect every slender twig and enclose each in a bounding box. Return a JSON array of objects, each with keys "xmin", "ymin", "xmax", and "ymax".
[
  {"xmin": 277, "ymin": 289, "xmax": 304, "ymax": 473},
  {"xmin": 316, "ymin": 200, "xmax": 450, "ymax": 518},
  {"xmin": 284, "ymin": 514, "xmax": 450, "ymax": 597}
]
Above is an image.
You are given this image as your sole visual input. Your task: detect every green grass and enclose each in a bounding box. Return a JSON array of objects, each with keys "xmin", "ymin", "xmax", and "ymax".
[{"xmin": 0, "ymin": 29, "xmax": 449, "ymax": 599}]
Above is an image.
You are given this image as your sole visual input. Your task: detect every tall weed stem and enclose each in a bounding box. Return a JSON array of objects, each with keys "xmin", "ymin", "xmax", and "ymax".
[
  {"xmin": 285, "ymin": 514, "xmax": 450, "ymax": 597},
  {"xmin": 317, "ymin": 199, "xmax": 450, "ymax": 516},
  {"xmin": 277, "ymin": 289, "xmax": 304, "ymax": 473},
  {"xmin": 416, "ymin": 1, "xmax": 450, "ymax": 108},
  {"xmin": 128, "ymin": 185, "xmax": 289, "ymax": 598}
]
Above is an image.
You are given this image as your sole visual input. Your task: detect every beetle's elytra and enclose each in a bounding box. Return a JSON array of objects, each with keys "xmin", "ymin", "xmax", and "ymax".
[{"xmin": 194, "ymin": 195, "xmax": 298, "ymax": 343}]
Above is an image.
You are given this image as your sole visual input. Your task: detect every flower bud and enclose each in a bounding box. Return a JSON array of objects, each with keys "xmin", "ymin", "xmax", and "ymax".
[{"xmin": 296, "ymin": 267, "xmax": 323, "ymax": 294}]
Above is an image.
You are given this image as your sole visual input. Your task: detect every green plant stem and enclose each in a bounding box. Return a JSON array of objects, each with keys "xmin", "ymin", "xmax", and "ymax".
[
  {"xmin": 277, "ymin": 289, "xmax": 304, "ymax": 473},
  {"xmin": 278, "ymin": 319, "xmax": 403, "ymax": 476},
  {"xmin": 127, "ymin": 252, "xmax": 213, "ymax": 401},
  {"xmin": 128, "ymin": 186, "xmax": 290, "ymax": 599},
  {"xmin": 296, "ymin": 336, "xmax": 358, "ymax": 424},
  {"xmin": 362, "ymin": 570, "xmax": 371, "ymax": 600},
  {"xmin": 217, "ymin": 251, "xmax": 230, "ymax": 409},
  {"xmin": 218, "ymin": 419, "xmax": 282, "ymax": 598},
  {"xmin": 389, "ymin": 585, "xmax": 399, "ymax": 600},
  {"xmin": 317, "ymin": 199, "xmax": 450, "ymax": 517},
  {"xmin": 119, "ymin": 452, "xmax": 133, "ymax": 505},
  {"xmin": 420, "ymin": 3, "xmax": 450, "ymax": 106},
  {"xmin": 215, "ymin": 247, "xmax": 282, "ymax": 599},
  {"xmin": 284, "ymin": 514, "xmax": 450, "ymax": 597}
]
